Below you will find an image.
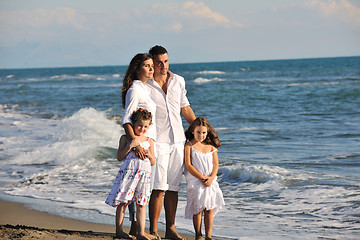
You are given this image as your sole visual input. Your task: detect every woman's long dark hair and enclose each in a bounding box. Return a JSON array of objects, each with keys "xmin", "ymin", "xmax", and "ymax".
[
  {"xmin": 121, "ymin": 53, "xmax": 152, "ymax": 107},
  {"xmin": 185, "ymin": 117, "xmax": 221, "ymax": 148}
]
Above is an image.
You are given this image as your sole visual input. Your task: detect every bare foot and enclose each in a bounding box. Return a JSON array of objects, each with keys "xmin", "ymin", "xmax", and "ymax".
[
  {"xmin": 116, "ymin": 229, "xmax": 136, "ymax": 239},
  {"xmin": 150, "ymin": 231, "xmax": 161, "ymax": 240},
  {"xmin": 144, "ymin": 232, "xmax": 159, "ymax": 240},
  {"xmin": 165, "ymin": 229, "xmax": 187, "ymax": 240},
  {"xmin": 129, "ymin": 221, "xmax": 137, "ymax": 236},
  {"xmin": 195, "ymin": 234, "xmax": 205, "ymax": 240},
  {"xmin": 137, "ymin": 234, "xmax": 151, "ymax": 240}
]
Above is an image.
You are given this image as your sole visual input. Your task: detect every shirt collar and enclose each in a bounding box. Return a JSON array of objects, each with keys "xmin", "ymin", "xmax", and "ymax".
[
  {"xmin": 133, "ymin": 79, "xmax": 147, "ymax": 86},
  {"xmin": 149, "ymin": 70, "xmax": 174, "ymax": 84}
]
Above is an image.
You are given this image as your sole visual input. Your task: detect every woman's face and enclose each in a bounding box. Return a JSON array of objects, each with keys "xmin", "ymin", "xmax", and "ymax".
[{"xmin": 137, "ymin": 58, "xmax": 154, "ymax": 81}]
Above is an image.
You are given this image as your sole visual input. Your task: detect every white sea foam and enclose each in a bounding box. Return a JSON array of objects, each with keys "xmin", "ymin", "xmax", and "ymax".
[
  {"xmin": 215, "ymin": 126, "xmax": 260, "ymax": 131},
  {"xmin": 197, "ymin": 70, "xmax": 226, "ymax": 74},
  {"xmin": 218, "ymin": 163, "xmax": 303, "ymax": 184},
  {"xmin": 194, "ymin": 77, "xmax": 225, "ymax": 84}
]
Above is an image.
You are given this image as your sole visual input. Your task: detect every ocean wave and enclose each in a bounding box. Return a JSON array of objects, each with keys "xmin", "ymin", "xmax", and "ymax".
[
  {"xmin": 260, "ymin": 81, "xmax": 342, "ymax": 87},
  {"xmin": 194, "ymin": 77, "xmax": 225, "ymax": 84},
  {"xmin": 4, "ymin": 107, "xmax": 121, "ymax": 166},
  {"xmin": 196, "ymin": 70, "xmax": 226, "ymax": 74},
  {"xmin": 1, "ymin": 107, "xmax": 122, "ymax": 208},
  {"xmin": 215, "ymin": 126, "xmax": 260, "ymax": 131},
  {"xmin": 218, "ymin": 163, "xmax": 299, "ymax": 184}
]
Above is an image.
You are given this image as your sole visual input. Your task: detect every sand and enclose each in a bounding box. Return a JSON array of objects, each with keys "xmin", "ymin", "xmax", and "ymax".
[{"xmin": 0, "ymin": 200, "xmax": 194, "ymax": 240}]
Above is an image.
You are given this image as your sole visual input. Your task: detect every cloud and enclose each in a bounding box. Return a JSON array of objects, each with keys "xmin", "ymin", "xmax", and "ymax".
[
  {"xmin": 146, "ymin": 1, "xmax": 242, "ymax": 32},
  {"xmin": 284, "ymin": 0, "xmax": 360, "ymax": 26},
  {"xmin": 181, "ymin": 1, "xmax": 230, "ymax": 24},
  {"xmin": 306, "ymin": 0, "xmax": 360, "ymax": 25},
  {"xmin": 163, "ymin": 22, "xmax": 183, "ymax": 33},
  {"xmin": 0, "ymin": 7, "xmax": 85, "ymax": 29}
]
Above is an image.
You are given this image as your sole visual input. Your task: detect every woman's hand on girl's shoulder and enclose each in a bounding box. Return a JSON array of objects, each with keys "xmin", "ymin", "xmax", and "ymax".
[{"xmin": 129, "ymin": 138, "xmax": 139, "ymax": 149}]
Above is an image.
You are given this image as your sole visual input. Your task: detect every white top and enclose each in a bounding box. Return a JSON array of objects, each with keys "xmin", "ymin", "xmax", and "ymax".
[
  {"xmin": 122, "ymin": 80, "xmax": 157, "ymax": 141},
  {"xmin": 146, "ymin": 71, "xmax": 190, "ymax": 144}
]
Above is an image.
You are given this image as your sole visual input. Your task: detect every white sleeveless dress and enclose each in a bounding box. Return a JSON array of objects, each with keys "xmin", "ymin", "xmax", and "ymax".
[
  {"xmin": 105, "ymin": 138, "xmax": 152, "ymax": 207},
  {"xmin": 185, "ymin": 146, "xmax": 225, "ymax": 219}
]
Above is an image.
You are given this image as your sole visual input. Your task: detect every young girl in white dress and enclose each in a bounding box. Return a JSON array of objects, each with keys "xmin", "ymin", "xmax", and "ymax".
[
  {"xmin": 105, "ymin": 108, "xmax": 155, "ymax": 240},
  {"xmin": 184, "ymin": 117, "xmax": 225, "ymax": 240}
]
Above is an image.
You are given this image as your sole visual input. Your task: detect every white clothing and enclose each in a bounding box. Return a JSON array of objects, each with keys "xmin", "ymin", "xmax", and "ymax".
[
  {"xmin": 122, "ymin": 80, "xmax": 156, "ymax": 141},
  {"xmin": 146, "ymin": 71, "xmax": 190, "ymax": 144},
  {"xmin": 151, "ymin": 141, "xmax": 185, "ymax": 192},
  {"xmin": 105, "ymin": 138, "xmax": 152, "ymax": 206},
  {"xmin": 185, "ymin": 147, "xmax": 225, "ymax": 219}
]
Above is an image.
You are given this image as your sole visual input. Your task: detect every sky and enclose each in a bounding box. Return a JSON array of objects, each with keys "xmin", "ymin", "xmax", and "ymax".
[{"xmin": 0, "ymin": 0, "xmax": 359, "ymax": 69}]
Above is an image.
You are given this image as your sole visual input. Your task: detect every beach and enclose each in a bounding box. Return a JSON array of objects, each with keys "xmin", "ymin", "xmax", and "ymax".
[
  {"xmin": 0, "ymin": 200, "xmax": 194, "ymax": 240},
  {"xmin": 1, "ymin": 57, "xmax": 359, "ymax": 239}
]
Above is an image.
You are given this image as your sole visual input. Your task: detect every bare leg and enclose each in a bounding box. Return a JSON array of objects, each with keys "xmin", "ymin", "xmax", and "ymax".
[
  {"xmin": 136, "ymin": 203, "xmax": 150, "ymax": 240},
  {"xmin": 129, "ymin": 220, "xmax": 137, "ymax": 236},
  {"xmin": 149, "ymin": 189, "xmax": 164, "ymax": 237},
  {"xmin": 204, "ymin": 209, "xmax": 214, "ymax": 240},
  {"xmin": 193, "ymin": 211, "xmax": 204, "ymax": 240},
  {"xmin": 128, "ymin": 201, "xmax": 137, "ymax": 236},
  {"xmin": 164, "ymin": 191, "xmax": 186, "ymax": 240},
  {"xmin": 165, "ymin": 190, "xmax": 178, "ymax": 232},
  {"xmin": 116, "ymin": 203, "xmax": 134, "ymax": 239}
]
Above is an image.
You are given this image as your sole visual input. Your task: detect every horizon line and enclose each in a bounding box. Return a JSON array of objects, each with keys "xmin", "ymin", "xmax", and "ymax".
[{"xmin": 1, "ymin": 55, "xmax": 359, "ymax": 71}]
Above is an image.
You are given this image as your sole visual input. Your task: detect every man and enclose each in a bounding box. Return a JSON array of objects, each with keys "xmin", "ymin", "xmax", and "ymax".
[{"xmin": 147, "ymin": 45, "xmax": 196, "ymax": 240}]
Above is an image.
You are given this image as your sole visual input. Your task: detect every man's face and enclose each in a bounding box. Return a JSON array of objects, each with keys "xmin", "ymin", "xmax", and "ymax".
[{"xmin": 153, "ymin": 53, "xmax": 169, "ymax": 76}]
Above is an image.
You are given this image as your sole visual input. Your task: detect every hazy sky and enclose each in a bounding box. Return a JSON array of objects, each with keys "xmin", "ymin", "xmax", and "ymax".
[{"xmin": 1, "ymin": 0, "xmax": 359, "ymax": 68}]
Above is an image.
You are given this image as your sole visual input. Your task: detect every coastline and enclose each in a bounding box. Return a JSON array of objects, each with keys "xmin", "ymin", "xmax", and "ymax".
[{"xmin": 0, "ymin": 200, "xmax": 194, "ymax": 239}]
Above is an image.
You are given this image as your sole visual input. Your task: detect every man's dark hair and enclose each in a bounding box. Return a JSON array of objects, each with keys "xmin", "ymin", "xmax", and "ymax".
[{"xmin": 149, "ymin": 45, "xmax": 168, "ymax": 57}]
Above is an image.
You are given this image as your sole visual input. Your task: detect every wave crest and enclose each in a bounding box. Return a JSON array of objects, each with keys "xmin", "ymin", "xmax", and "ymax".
[
  {"xmin": 194, "ymin": 77, "xmax": 225, "ymax": 84},
  {"xmin": 197, "ymin": 70, "xmax": 225, "ymax": 74},
  {"xmin": 218, "ymin": 164, "xmax": 293, "ymax": 184}
]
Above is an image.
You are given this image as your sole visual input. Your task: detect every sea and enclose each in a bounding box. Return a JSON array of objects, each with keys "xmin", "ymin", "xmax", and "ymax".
[{"xmin": 0, "ymin": 56, "xmax": 359, "ymax": 240}]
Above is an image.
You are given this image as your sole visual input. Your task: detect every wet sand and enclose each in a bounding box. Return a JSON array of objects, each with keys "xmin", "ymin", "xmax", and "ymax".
[{"xmin": 0, "ymin": 200, "xmax": 194, "ymax": 239}]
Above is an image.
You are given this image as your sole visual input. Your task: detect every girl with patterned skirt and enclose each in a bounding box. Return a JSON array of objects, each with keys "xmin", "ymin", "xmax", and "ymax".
[{"xmin": 105, "ymin": 108, "xmax": 155, "ymax": 240}]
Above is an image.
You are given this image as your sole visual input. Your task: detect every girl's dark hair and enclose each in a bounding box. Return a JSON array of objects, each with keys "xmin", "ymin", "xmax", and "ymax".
[
  {"xmin": 185, "ymin": 117, "xmax": 221, "ymax": 148},
  {"xmin": 121, "ymin": 53, "xmax": 152, "ymax": 107},
  {"xmin": 130, "ymin": 108, "xmax": 152, "ymax": 125}
]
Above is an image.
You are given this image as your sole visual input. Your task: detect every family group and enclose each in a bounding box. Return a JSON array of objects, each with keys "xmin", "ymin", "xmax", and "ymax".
[{"xmin": 105, "ymin": 45, "xmax": 225, "ymax": 240}]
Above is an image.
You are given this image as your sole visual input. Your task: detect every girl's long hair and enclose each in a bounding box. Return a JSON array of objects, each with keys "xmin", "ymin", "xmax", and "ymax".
[
  {"xmin": 185, "ymin": 117, "xmax": 221, "ymax": 148},
  {"xmin": 121, "ymin": 53, "xmax": 152, "ymax": 108}
]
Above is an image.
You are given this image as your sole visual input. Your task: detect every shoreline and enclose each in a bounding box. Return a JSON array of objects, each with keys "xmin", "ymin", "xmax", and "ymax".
[{"xmin": 0, "ymin": 200, "xmax": 194, "ymax": 239}]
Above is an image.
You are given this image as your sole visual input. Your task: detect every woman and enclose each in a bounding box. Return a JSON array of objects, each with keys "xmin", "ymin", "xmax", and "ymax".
[
  {"xmin": 120, "ymin": 53, "xmax": 157, "ymax": 239},
  {"xmin": 121, "ymin": 53, "xmax": 156, "ymax": 145}
]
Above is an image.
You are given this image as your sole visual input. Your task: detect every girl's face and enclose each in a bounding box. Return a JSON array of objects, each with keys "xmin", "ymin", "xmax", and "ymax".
[
  {"xmin": 192, "ymin": 125, "xmax": 208, "ymax": 143},
  {"xmin": 137, "ymin": 58, "xmax": 154, "ymax": 81},
  {"xmin": 133, "ymin": 119, "xmax": 151, "ymax": 136}
]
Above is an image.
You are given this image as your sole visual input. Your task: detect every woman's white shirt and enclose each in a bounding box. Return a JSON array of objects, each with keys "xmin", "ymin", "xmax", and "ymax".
[{"xmin": 122, "ymin": 80, "xmax": 157, "ymax": 141}]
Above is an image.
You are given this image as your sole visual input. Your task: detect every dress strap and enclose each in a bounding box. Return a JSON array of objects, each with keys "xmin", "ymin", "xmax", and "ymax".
[{"xmin": 211, "ymin": 148, "xmax": 218, "ymax": 154}]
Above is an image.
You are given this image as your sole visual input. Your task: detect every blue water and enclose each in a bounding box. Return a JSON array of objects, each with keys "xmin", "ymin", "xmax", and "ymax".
[{"xmin": 1, "ymin": 56, "xmax": 360, "ymax": 239}]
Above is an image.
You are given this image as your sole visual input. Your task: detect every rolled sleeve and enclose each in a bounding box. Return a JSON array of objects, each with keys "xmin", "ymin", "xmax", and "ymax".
[
  {"xmin": 180, "ymin": 84, "xmax": 190, "ymax": 108},
  {"xmin": 121, "ymin": 87, "xmax": 139, "ymax": 126}
]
